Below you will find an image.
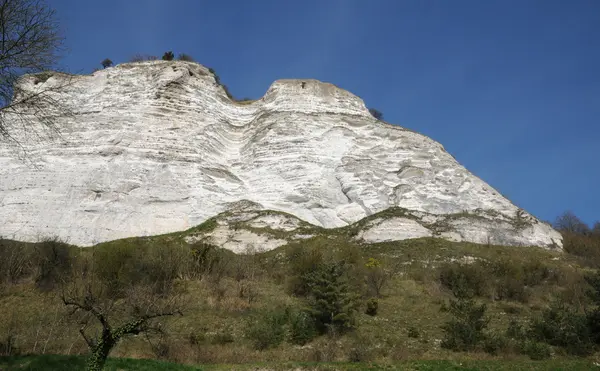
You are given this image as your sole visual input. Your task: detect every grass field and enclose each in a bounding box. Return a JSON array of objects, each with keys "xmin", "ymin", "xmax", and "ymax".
[{"xmin": 0, "ymin": 355, "xmax": 597, "ymax": 371}]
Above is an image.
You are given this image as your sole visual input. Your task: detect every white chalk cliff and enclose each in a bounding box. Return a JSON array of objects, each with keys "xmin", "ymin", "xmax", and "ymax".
[{"xmin": 0, "ymin": 61, "xmax": 562, "ymax": 249}]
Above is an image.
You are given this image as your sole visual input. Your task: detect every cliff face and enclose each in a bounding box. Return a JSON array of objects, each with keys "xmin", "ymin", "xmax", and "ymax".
[{"xmin": 0, "ymin": 61, "xmax": 562, "ymax": 248}]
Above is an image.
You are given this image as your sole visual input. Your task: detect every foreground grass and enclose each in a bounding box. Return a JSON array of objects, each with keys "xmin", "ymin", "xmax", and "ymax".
[{"xmin": 0, "ymin": 355, "xmax": 597, "ymax": 371}]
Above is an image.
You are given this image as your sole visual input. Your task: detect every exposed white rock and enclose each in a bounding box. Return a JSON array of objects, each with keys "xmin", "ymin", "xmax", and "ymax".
[
  {"xmin": 188, "ymin": 225, "xmax": 287, "ymax": 254},
  {"xmin": 0, "ymin": 61, "xmax": 562, "ymax": 249},
  {"xmin": 357, "ymin": 217, "xmax": 432, "ymax": 243},
  {"xmin": 247, "ymin": 214, "xmax": 301, "ymax": 232}
]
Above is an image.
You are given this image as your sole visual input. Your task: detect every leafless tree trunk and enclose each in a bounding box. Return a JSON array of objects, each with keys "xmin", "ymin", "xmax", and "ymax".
[{"xmin": 61, "ymin": 260, "xmax": 184, "ymax": 371}]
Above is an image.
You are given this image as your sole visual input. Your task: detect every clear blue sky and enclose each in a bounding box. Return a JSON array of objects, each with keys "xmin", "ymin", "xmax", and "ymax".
[{"xmin": 49, "ymin": 0, "xmax": 599, "ymax": 226}]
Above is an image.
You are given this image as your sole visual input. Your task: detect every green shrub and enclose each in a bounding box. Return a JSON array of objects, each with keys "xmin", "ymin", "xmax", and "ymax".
[
  {"xmin": 289, "ymin": 310, "xmax": 317, "ymax": 345},
  {"xmin": 483, "ymin": 333, "xmax": 508, "ymax": 355},
  {"xmin": 407, "ymin": 326, "xmax": 420, "ymax": 339},
  {"xmin": 519, "ymin": 340, "xmax": 552, "ymax": 360},
  {"xmin": 365, "ymin": 298, "xmax": 378, "ymax": 316},
  {"xmin": 441, "ymin": 298, "xmax": 489, "ymax": 351},
  {"xmin": 162, "ymin": 51, "xmax": 174, "ymax": 61},
  {"xmin": 286, "ymin": 245, "xmax": 324, "ymax": 296},
  {"xmin": 506, "ymin": 319, "xmax": 525, "ymax": 339},
  {"xmin": 528, "ymin": 302, "xmax": 594, "ymax": 356},
  {"xmin": 495, "ymin": 277, "xmax": 530, "ymax": 302},
  {"xmin": 245, "ymin": 309, "xmax": 287, "ymax": 350},
  {"xmin": 439, "ymin": 262, "xmax": 490, "ymax": 299}
]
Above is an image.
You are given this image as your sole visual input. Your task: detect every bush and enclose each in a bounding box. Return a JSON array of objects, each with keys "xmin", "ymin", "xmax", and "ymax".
[
  {"xmin": 368, "ymin": 108, "xmax": 383, "ymax": 120},
  {"xmin": 162, "ymin": 51, "xmax": 175, "ymax": 61},
  {"xmin": 407, "ymin": 326, "xmax": 420, "ymax": 338},
  {"xmin": 483, "ymin": 333, "xmax": 508, "ymax": 355},
  {"xmin": 101, "ymin": 58, "xmax": 113, "ymax": 68},
  {"xmin": 364, "ymin": 257, "xmax": 388, "ymax": 297},
  {"xmin": 177, "ymin": 53, "xmax": 194, "ymax": 62},
  {"xmin": 0, "ymin": 239, "xmax": 32, "ymax": 286},
  {"xmin": 245, "ymin": 309, "xmax": 287, "ymax": 350},
  {"xmin": 365, "ymin": 298, "xmax": 378, "ymax": 316},
  {"xmin": 528, "ymin": 302, "xmax": 594, "ymax": 356},
  {"xmin": 289, "ymin": 310, "xmax": 317, "ymax": 345},
  {"xmin": 33, "ymin": 238, "xmax": 72, "ymax": 291},
  {"xmin": 441, "ymin": 298, "xmax": 489, "ymax": 351},
  {"xmin": 520, "ymin": 340, "xmax": 552, "ymax": 360},
  {"xmin": 287, "ymin": 245, "xmax": 324, "ymax": 296},
  {"xmin": 439, "ymin": 262, "xmax": 490, "ymax": 299}
]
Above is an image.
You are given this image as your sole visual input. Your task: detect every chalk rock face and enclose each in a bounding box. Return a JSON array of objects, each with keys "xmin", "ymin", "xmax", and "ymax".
[{"xmin": 0, "ymin": 61, "xmax": 562, "ymax": 248}]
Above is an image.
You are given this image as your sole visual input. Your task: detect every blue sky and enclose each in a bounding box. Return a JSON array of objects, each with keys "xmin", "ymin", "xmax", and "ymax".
[{"xmin": 50, "ymin": 0, "xmax": 599, "ymax": 226}]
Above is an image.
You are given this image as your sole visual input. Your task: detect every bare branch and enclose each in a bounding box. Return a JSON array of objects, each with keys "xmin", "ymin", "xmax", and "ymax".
[{"xmin": 0, "ymin": 0, "xmax": 66, "ymax": 140}]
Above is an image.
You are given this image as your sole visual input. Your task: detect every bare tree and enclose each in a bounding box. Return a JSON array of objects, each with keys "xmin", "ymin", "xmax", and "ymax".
[
  {"xmin": 554, "ymin": 211, "xmax": 590, "ymax": 235},
  {"xmin": 61, "ymin": 260, "xmax": 184, "ymax": 371},
  {"xmin": 593, "ymin": 221, "xmax": 600, "ymax": 237},
  {"xmin": 0, "ymin": 0, "xmax": 69, "ymax": 140}
]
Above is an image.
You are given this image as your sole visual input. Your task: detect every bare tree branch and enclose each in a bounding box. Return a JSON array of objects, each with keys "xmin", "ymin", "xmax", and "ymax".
[{"xmin": 0, "ymin": 0, "xmax": 66, "ymax": 140}]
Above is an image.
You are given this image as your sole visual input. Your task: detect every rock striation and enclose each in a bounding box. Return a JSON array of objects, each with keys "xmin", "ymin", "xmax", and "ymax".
[{"xmin": 0, "ymin": 61, "xmax": 562, "ymax": 249}]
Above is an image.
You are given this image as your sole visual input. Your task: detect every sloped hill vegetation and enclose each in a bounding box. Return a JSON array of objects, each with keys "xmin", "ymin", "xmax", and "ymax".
[{"xmin": 0, "ymin": 211, "xmax": 599, "ymax": 370}]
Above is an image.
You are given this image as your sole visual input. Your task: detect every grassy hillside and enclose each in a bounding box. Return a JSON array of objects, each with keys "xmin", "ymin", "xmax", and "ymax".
[
  {"xmin": 1, "ymin": 215, "xmax": 600, "ymax": 368},
  {"xmin": 0, "ymin": 355, "xmax": 596, "ymax": 370}
]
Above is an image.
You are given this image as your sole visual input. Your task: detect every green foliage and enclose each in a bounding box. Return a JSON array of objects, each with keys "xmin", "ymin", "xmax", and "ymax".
[
  {"xmin": 288, "ymin": 310, "xmax": 317, "ymax": 345},
  {"xmin": 441, "ymin": 298, "xmax": 489, "ymax": 351},
  {"xmin": 162, "ymin": 51, "xmax": 174, "ymax": 61},
  {"xmin": 519, "ymin": 340, "xmax": 552, "ymax": 360},
  {"xmin": 245, "ymin": 308, "xmax": 287, "ymax": 350},
  {"xmin": 439, "ymin": 263, "xmax": 490, "ymax": 299},
  {"xmin": 365, "ymin": 298, "xmax": 378, "ymax": 316},
  {"xmin": 482, "ymin": 333, "xmax": 509, "ymax": 355},
  {"xmin": 528, "ymin": 302, "xmax": 593, "ymax": 356},
  {"xmin": 304, "ymin": 261, "xmax": 360, "ymax": 334},
  {"xmin": 286, "ymin": 245, "xmax": 325, "ymax": 296}
]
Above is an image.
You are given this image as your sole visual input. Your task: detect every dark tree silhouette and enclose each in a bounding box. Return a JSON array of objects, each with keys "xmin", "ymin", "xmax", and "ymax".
[
  {"xmin": 162, "ymin": 51, "xmax": 174, "ymax": 61},
  {"xmin": 177, "ymin": 53, "xmax": 194, "ymax": 62},
  {"xmin": 554, "ymin": 211, "xmax": 590, "ymax": 235},
  {"xmin": 368, "ymin": 108, "xmax": 383, "ymax": 120},
  {"xmin": 100, "ymin": 58, "xmax": 112, "ymax": 69}
]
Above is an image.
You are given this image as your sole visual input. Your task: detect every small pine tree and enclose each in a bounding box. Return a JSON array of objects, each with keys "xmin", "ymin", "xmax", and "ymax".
[
  {"xmin": 101, "ymin": 58, "xmax": 113, "ymax": 69},
  {"xmin": 305, "ymin": 262, "xmax": 360, "ymax": 334},
  {"xmin": 162, "ymin": 51, "xmax": 174, "ymax": 61}
]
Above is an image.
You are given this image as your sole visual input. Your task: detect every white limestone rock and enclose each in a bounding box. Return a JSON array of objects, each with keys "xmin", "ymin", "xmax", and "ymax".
[
  {"xmin": 0, "ymin": 61, "xmax": 562, "ymax": 249},
  {"xmin": 356, "ymin": 217, "xmax": 432, "ymax": 243}
]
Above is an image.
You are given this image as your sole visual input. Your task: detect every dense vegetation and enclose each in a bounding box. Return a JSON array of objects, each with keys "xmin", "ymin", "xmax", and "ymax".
[{"xmin": 1, "ymin": 211, "xmax": 599, "ymax": 369}]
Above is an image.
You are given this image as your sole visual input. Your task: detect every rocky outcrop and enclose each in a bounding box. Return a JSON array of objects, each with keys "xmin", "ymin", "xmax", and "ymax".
[{"xmin": 0, "ymin": 61, "xmax": 562, "ymax": 248}]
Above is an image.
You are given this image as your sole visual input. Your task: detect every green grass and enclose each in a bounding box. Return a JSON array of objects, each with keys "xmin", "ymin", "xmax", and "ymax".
[
  {"xmin": 0, "ymin": 355, "xmax": 596, "ymax": 371},
  {"xmin": 0, "ymin": 355, "xmax": 202, "ymax": 370}
]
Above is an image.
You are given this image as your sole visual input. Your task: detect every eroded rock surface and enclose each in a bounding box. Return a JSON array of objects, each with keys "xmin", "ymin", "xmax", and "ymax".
[{"xmin": 0, "ymin": 61, "xmax": 562, "ymax": 248}]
